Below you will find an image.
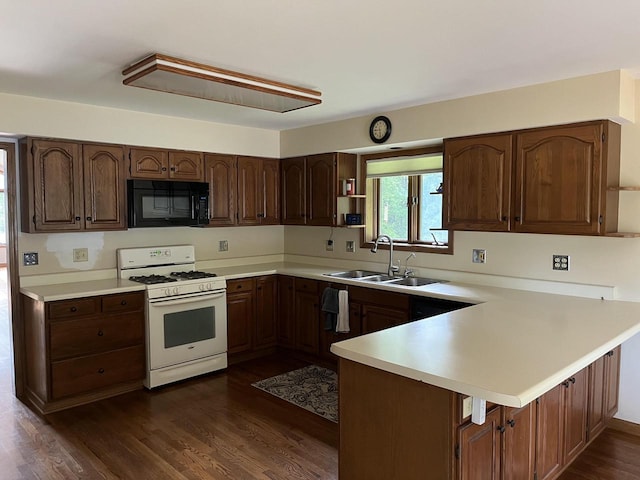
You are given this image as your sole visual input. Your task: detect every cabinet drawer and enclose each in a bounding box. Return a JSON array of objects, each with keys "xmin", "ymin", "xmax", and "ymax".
[
  {"xmin": 102, "ymin": 292, "xmax": 144, "ymax": 314},
  {"xmin": 48, "ymin": 298, "xmax": 98, "ymax": 319},
  {"xmin": 295, "ymin": 278, "xmax": 318, "ymax": 293},
  {"xmin": 227, "ymin": 278, "xmax": 255, "ymax": 293},
  {"xmin": 50, "ymin": 312, "xmax": 144, "ymax": 360},
  {"xmin": 51, "ymin": 345, "xmax": 145, "ymax": 399}
]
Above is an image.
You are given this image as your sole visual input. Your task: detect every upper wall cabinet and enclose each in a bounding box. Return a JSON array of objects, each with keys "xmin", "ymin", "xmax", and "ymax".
[
  {"xmin": 205, "ymin": 154, "xmax": 280, "ymax": 227},
  {"xmin": 281, "ymin": 152, "xmax": 357, "ymax": 227},
  {"xmin": 20, "ymin": 138, "xmax": 127, "ymax": 233},
  {"xmin": 128, "ymin": 147, "xmax": 203, "ymax": 181},
  {"xmin": 443, "ymin": 120, "xmax": 621, "ymax": 236}
]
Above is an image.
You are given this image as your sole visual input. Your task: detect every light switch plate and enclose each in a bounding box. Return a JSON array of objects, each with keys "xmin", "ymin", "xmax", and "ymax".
[
  {"xmin": 73, "ymin": 248, "xmax": 88, "ymax": 262},
  {"xmin": 219, "ymin": 240, "xmax": 228, "ymax": 252},
  {"xmin": 472, "ymin": 249, "xmax": 486, "ymax": 264},
  {"xmin": 553, "ymin": 254, "xmax": 570, "ymax": 271},
  {"xmin": 462, "ymin": 396, "xmax": 473, "ymax": 418},
  {"xmin": 346, "ymin": 241, "xmax": 355, "ymax": 253},
  {"xmin": 23, "ymin": 252, "xmax": 39, "ymax": 266}
]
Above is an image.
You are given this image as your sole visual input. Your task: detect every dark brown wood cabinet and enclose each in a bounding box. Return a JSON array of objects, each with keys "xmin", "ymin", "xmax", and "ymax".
[
  {"xmin": 444, "ymin": 120, "xmax": 621, "ymax": 236},
  {"xmin": 588, "ymin": 346, "xmax": 621, "ymax": 441},
  {"xmin": 226, "ymin": 278, "xmax": 255, "ymax": 355},
  {"xmin": 255, "ymin": 276, "xmax": 278, "ymax": 348},
  {"xmin": 22, "ymin": 291, "xmax": 145, "ymax": 414},
  {"xmin": 294, "ymin": 278, "xmax": 320, "ymax": 354},
  {"xmin": 204, "ymin": 153, "xmax": 237, "ymax": 226},
  {"xmin": 277, "ymin": 276, "xmax": 296, "ymax": 347},
  {"xmin": 604, "ymin": 346, "xmax": 621, "ymax": 419},
  {"xmin": 128, "ymin": 147, "xmax": 203, "ymax": 181},
  {"xmin": 237, "ymin": 156, "xmax": 280, "ymax": 225},
  {"xmin": 502, "ymin": 404, "xmax": 536, "ymax": 480},
  {"xmin": 349, "ymin": 286, "xmax": 410, "ymax": 335},
  {"xmin": 20, "ymin": 138, "xmax": 127, "ymax": 232},
  {"xmin": 281, "ymin": 152, "xmax": 357, "ymax": 227},
  {"xmin": 458, "ymin": 407, "xmax": 502, "ymax": 480},
  {"xmin": 562, "ymin": 368, "xmax": 589, "ymax": 465}
]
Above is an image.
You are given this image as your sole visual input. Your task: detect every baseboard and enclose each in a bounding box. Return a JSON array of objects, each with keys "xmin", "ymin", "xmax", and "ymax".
[{"xmin": 608, "ymin": 418, "xmax": 640, "ymax": 437}]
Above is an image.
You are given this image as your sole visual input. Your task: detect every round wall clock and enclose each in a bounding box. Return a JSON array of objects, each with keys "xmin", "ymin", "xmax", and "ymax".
[{"xmin": 369, "ymin": 116, "xmax": 392, "ymax": 144}]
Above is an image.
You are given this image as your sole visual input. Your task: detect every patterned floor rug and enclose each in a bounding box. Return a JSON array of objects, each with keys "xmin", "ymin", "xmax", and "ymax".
[{"xmin": 251, "ymin": 365, "xmax": 338, "ymax": 423}]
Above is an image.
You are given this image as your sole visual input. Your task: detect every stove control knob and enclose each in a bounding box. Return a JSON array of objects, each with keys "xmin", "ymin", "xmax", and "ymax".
[
  {"xmin": 199, "ymin": 284, "xmax": 205, "ymax": 292},
  {"xmin": 207, "ymin": 282, "xmax": 214, "ymax": 290},
  {"xmin": 173, "ymin": 287, "xmax": 179, "ymax": 295}
]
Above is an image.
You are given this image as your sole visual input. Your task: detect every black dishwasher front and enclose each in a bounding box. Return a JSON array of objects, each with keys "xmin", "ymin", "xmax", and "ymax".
[{"xmin": 410, "ymin": 296, "xmax": 472, "ymax": 321}]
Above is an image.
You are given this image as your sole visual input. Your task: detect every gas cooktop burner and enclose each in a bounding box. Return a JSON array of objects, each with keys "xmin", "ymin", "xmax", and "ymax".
[
  {"xmin": 170, "ymin": 271, "xmax": 218, "ymax": 280},
  {"xmin": 129, "ymin": 274, "xmax": 177, "ymax": 285}
]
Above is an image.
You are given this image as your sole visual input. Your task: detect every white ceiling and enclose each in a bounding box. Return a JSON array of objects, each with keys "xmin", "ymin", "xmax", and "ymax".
[{"xmin": 2, "ymin": 0, "xmax": 640, "ymax": 131}]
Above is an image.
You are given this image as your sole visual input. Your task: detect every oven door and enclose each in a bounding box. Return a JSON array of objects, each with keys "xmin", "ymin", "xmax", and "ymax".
[{"xmin": 147, "ymin": 290, "xmax": 227, "ymax": 370}]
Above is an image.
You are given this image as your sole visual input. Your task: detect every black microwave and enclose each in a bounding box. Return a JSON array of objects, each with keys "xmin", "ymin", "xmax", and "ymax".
[{"xmin": 127, "ymin": 180, "xmax": 210, "ymax": 228}]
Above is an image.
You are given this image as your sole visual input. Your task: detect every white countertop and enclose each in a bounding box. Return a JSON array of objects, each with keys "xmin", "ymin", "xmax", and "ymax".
[{"xmin": 19, "ymin": 262, "xmax": 640, "ymax": 408}]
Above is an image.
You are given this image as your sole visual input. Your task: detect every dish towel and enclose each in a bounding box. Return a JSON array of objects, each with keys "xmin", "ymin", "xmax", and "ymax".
[
  {"xmin": 321, "ymin": 287, "xmax": 340, "ymax": 330},
  {"xmin": 336, "ymin": 290, "xmax": 350, "ymax": 333}
]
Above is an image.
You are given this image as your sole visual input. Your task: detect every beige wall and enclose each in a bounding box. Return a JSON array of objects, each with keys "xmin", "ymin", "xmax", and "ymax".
[
  {"xmin": 281, "ymin": 71, "xmax": 640, "ymax": 423},
  {"xmin": 7, "ymin": 71, "xmax": 640, "ymax": 423}
]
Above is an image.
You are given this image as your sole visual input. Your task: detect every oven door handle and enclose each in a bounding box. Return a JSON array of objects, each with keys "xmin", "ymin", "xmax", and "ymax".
[{"xmin": 148, "ymin": 291, "xmax": 226, "ymax": 306}]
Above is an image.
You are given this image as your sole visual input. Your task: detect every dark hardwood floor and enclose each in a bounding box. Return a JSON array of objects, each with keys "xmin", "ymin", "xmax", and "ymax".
[{"xmin": 0, "ymin": 354, "xmax": 338, "ymax": 479}]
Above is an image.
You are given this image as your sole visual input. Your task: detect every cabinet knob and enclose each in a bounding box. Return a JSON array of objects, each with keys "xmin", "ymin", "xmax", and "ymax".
[
  {"xmin": 170, "ymin": 167, "xmax": 175, "ymax": 171},
  {"xmin": 97, "ymin": 330, "xmax": 104, "ymax": 337},
  {"xmin": 98, "ymin": 368, "xmax": 105, "ymax": 374},
  {"xmin": 86, "ymin": 216, "xmax": 92, "ymax": 221},
  {"xmin": 162, "ymin": 167, "xmax": 167, "ymax": 171},
  {"xmin": 515, "ymin": 216, "xmax": 521, "ymax": 222},
  {"xmin": 562, "ymin": 380, "xmax": 570, "ymax": 388},
  {"xmin": 569, "ymin": 377, "xmax": 576, "ymax": 384},
  {"xmin": 121, "ymin": 300, "xmax": 127, "ymax": 306},
  {"xmin": 257, "ymin": 213, "xmax": 264, "ymax": 218},
  {"xmin": 497, "ymin": 425, "xmax": 506, "ymax": 433},
  {"xmin": 70, "ymin": 306, "xmax": 77, "ymax": 312},
  {"xmin": 606, "ymin": 350, "xmax": 614, "ymax": 357},
  {"xmin": 75, "ymin": 216, "xmax": 81, "ymax": 221},
  {"xmin": 507, "ymin": 419, "xmax": 516, "ymax": 428}
]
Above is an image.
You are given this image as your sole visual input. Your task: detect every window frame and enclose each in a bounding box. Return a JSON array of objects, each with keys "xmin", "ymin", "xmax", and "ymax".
[{"xmin": 361, "ymin": 146, "xmax": 453, "ymax": 255}]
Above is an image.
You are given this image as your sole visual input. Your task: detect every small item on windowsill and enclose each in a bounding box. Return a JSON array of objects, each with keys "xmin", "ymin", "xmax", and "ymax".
[
  {"xmin": 346, "ymin": 178, "xmax": 356, "ymax": 195},
  {"xmin": 344, "ymin": 213, "xmax": 362, "ymax": 225},
  {"xmin": 436, "ymin": 182, "xmax": 443, "ymax": 193}
]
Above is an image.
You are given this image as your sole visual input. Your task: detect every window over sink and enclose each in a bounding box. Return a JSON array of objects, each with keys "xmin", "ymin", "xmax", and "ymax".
[{"xmin": 361, "ymin": 146, "xmax": 453, "ymax": 254}]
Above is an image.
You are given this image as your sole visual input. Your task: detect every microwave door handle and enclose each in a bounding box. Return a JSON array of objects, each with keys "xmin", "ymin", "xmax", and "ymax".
[{"xmin": 149, "ymin": 291, "xmax": 226, "ymax": 306}]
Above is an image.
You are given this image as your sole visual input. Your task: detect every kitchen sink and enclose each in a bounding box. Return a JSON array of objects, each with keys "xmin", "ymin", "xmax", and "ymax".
[
  {"xmin": 359, "ymin": 274, "xmax": 397, "ymax": 282},
  {"xmin": 388, "ymin": 277, "xmax": 443, "ymax": 287},
  {"xmin": 324, "ymin": 270, "xmax": 381, "ymax": 279}
]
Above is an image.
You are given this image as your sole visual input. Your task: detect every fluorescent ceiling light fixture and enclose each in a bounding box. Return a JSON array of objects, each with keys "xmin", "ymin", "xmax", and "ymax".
[{"xmin": 122, "ymin": 53, "xmax": 322, "ymax": 113}]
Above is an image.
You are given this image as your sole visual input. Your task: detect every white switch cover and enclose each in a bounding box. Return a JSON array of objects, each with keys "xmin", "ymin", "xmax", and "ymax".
[{"xmin": 462, "ymin": 396, "xmax": 473, "ymax": 419}]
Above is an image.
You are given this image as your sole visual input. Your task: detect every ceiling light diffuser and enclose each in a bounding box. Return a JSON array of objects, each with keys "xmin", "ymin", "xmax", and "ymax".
[{"xmin": 122, "ymin": 53, "xmax": 322, "ymax": 113}]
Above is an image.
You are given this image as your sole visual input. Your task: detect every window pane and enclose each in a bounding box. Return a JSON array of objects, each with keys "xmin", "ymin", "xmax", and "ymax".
[
  {"xmin": 419, "ymin": 172, "xmax": 448, "ymax": 244},
  {"xmin": 379, "ymin": 175, "xmax": 408, "ymax": 241}
]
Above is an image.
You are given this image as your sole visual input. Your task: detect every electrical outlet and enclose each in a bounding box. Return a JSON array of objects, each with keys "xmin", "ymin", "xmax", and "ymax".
[
  {"xmin": 73, "ymin": 248, "xmax": 88, "ymax": 262},
  {"xmin": 553, "ymin": 254, "xmax": 570, "ymax": 271},
  {"xmin": 326, "ymin": 239, "xmax": 334, "ymax": 251},
  {"xmin": 472, "ymin": 249, "xmax": 487, "ymax": 264},
  {"xmin": 219, "ymin": 240, "xmax": 228, "ymax": 252},
  {"xmin": 23, "ymin": 252, "xmax": 39, "ymax": 266},
  {"xmin": 346, "ymin": 240, "xmax": 355, "ymax": 253}
]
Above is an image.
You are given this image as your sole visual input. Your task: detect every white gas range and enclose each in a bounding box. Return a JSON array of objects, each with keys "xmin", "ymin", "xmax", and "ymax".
[{"xmin": 117, "ymin": 245, "xmax": 227, "ymax": 388}]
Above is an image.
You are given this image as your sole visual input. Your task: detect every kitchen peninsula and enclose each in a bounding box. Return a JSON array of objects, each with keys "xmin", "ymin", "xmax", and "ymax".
[{"xmin": 330, "ymin": 291, "xmax": 640, "ymax": 480}]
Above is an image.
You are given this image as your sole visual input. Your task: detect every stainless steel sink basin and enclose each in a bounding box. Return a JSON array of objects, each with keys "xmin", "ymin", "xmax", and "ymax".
[
  {"xmin": 324, "ymin": 270, "xmax": 381, "ymax": 279},
  {"xmin": 388, "ymin": 277, "xmax": 442, "ymax": 287},
  {"xmin": 359, "ymin": 274, "xmax": 397, "ymax": 282}
]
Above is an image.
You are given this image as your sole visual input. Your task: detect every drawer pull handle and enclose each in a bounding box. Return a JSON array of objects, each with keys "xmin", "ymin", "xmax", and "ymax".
[
  {"xmin": 98, "ymin": 368, "xmax": 105, "ymax": 374},
  {"xmin": 120, "ymin": 300, "xmax": 127, "ymax": 306},
  {"xmin": 70, "ymin": 307, "xmax": 77, "ymax": 312},
  {"xmin": 507, "ymin": 419, "xmax": 516, "ymax": 428},
  {"xmin": 237, "ymin": 285, "xmax": 242, "ymax": 289},
  {"xmin": 562, "ymin": 380, "xmax": 570, "ymax": 388},
  {"xmin": 97, "ymin": 330, "xmax": 104, "ymax": 337},
  {"xmin": 497, "ymin": 425, "xmax": 506, "ymax": 433}
]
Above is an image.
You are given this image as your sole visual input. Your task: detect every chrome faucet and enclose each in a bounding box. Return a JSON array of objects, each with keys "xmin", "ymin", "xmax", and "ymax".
[
  {"xmin": 403, "ymin": 252, "xmax": 416, "ymax": 278},
  {"xmin": 371, "ymin": 234, "xmax": 399, "ymax": 277}
]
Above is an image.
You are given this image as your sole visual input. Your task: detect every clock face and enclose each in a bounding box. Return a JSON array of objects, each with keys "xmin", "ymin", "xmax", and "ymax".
[{"xmin": 369, "ymin": 116, "xmax": 392, "ymax": 143}]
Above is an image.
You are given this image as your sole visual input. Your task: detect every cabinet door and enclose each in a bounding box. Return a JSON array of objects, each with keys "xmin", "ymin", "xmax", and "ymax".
[
  {"xmin": 458, "ymin": 407, "xmax": 502, "ymax": 480},
  {"xmin": 226, "ymin": 282, "xmax": 254, "ymax": 355},
  {"xmin": 502, "ymin": 404, "xmax": 536, "ymax": 480},
  {"xmin": 281, "ymin": 157, "xmax": 306, "ymax": 225},
  {"xmin": 443, "ymin": 134, "xmax": 512, "ymax": 232},
  {"xmin": 306, "ymin": 153, "xmax": 336, "ymax": 226},
  {"xmin": 205, "ymin": 154, "xmax": 237, "ymax": 226},
  {"xmin": 604, "ymin": 346, "xmax": 621, "ymax": 419},
  {"xmin": 237, "ymin": 156, "xmax": 261, "ymax": 225},
  {"xmin": 255, "ymin": 276, "xmax": 278, "ymax": 348},
  {"xmin": 361, "ymin": 304, "xmax": 408, "ymax": 334},
  {"xmin": 514, "ymin": 123, "xmax": 603, "ymax": 235},
  {"xmin": 129, "ymin": 147, "xmax": 169, "ymax": 179},
  {"xmin": 261, "ymin": 158, "xmax": 280, "ymax": 224},
  {"xmin": 277, "ymin": 276, "xmax": 296, "ymax": 347},
  {"xmin": 82, "ymin": 144, "xmax": 127, "ymax": 231},
  {"xmin": 30, "ymin": 139, "xmax": 83, "ymax": 232},
  {"xmin": 168, "ymin": 151, "xmax": 203, "ymax": 181},
  {"xmin": 588, "ymin": 355, "xmax": 606, "ymax": 440},
  {"xmin": 295, "ymin": 290, "xmax": 320, "ymax": 354},
  {"xmin": 563, "ymin": 368, "xmax": 589, "ymax": 465},
  {"xmin": 536, "ymin": 384, "xmax": 565, "ymax": 480}
]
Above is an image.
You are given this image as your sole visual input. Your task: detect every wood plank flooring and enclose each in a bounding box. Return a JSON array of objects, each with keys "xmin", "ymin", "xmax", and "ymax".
[{"xmin": 0, "ymin": 354, "xmax": 338, "ymax": 480}]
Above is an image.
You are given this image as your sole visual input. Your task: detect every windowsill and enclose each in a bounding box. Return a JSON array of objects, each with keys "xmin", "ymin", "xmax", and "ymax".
[{"xmin": 361, "ymin": 240, "xmax": 453, "ymax": 255}]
